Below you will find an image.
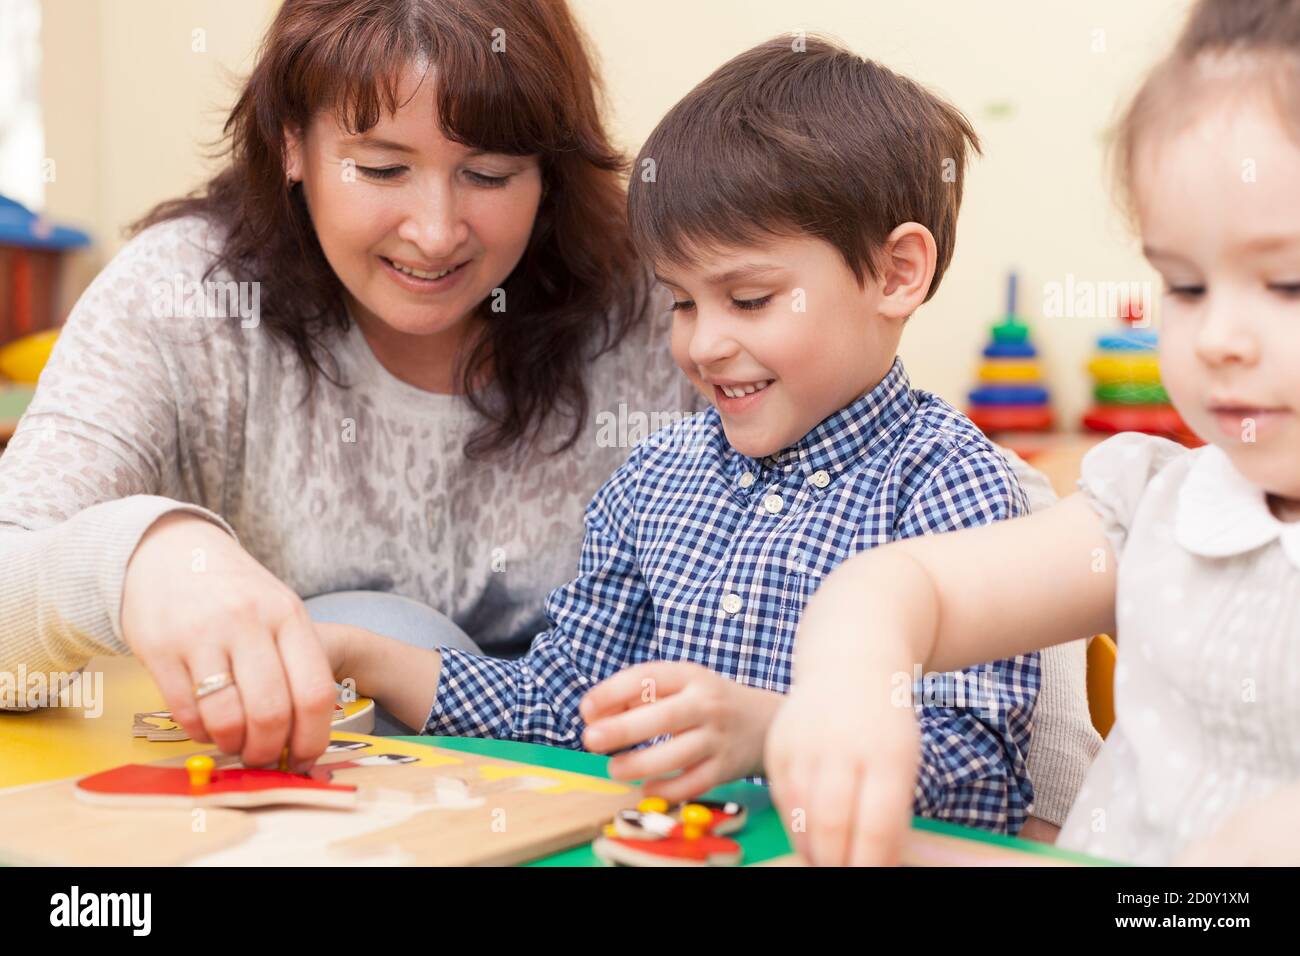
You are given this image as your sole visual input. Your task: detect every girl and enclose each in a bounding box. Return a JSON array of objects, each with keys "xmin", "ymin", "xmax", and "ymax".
[{"xmin": 767, "ymin": 0, "xmax": 1300, "ymax": 866}]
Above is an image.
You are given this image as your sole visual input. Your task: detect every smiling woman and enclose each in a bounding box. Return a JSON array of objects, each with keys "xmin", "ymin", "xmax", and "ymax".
[
  {"xmin": 134, "ymin": 0, "xmax": 644, "ymax": 453},
  {"xmin": 0, "ymin": 0, "xmax": 695, "ymax": 767},
  {"xmin": 283, "ymin": 66, "xmax": 545, "ymax": 396}
]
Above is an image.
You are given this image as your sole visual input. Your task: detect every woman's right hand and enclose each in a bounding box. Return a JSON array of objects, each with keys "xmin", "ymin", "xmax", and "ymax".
[{"xmin": 120, "ymin": 512, "xmax": 337, "ymax": 772}]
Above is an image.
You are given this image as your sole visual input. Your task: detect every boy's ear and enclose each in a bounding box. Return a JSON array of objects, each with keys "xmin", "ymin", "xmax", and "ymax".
[
  {"xmin": 283, "ymin": 124, "xmax": 305, "ymax": 182},
  {"xmin": 876, "ymin": 222, "xmax": 938, "ymax": 321}
]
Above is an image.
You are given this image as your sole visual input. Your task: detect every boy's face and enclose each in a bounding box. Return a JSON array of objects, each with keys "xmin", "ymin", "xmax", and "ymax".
[
  {"xmin": 657, "ymin": 235, "xmax": 902, "ymax": 458},
  {"xmin": 1138, "ymin": 96, "xmax": 1300, "ymax": 506}
]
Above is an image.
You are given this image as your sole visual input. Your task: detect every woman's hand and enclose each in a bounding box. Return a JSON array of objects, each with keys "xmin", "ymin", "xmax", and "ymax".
[
  {"xmin": 579, "ymin": 661, "xmax": 781, "ymax": 802},
  {"xmin": 120, "ymin": 512, "xmax": 337, "ymax": 772}
]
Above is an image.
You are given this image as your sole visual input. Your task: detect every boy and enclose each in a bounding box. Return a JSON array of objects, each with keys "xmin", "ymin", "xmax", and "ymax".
[{"xmin": 330, "ymin": 35, "xmax": 1041, "ymax": 833}]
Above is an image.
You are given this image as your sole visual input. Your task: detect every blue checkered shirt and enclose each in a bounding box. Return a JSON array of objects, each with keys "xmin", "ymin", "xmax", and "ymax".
[{"xmin": 427, "ymin": 358, "xmax": 1040, "ymax": 833}]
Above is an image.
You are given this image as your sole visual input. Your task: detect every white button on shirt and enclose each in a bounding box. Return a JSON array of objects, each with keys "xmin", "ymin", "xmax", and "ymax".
[
  {"xmin": 809, "ymin": 470, "xmax": 831, "ymax": 488},
  {"xmin": 738, "ymin": 472, "xmax": 755, "ymax": 489},
  {"xmin": 721, "ymin": 593, "xmax": 743, "ymax": 615},
  {"xmin": 763, "ymin": 494, "xmax": 783, "ymax": 514}
]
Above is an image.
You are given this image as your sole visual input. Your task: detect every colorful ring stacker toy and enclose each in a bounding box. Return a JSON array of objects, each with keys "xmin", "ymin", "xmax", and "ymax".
[{"xmin": 193, "ymin": 672, "xmax": 236, "ymax": 701}]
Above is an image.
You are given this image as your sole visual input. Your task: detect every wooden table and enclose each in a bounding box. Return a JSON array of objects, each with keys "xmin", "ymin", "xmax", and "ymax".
[{"xmin": 0, "ymin": 656, "xmax": 1107, "ymax": 866}]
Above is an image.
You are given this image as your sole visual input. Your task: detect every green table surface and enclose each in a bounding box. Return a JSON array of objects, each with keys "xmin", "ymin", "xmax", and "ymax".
[{"xmin": 402, "ymin": 736, "xmax": 1110, "ymax": 867}]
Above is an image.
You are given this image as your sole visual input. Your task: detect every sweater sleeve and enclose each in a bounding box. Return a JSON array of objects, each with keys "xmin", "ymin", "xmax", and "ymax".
[{"xmin": 0, "ymin": 219, "xmax": 237, "ymax": 689}]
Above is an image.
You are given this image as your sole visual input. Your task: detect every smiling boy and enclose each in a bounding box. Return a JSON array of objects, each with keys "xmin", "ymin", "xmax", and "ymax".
[{"xmin": 331, "ymin": 35, "xmax": 1044, "ymax": 832}]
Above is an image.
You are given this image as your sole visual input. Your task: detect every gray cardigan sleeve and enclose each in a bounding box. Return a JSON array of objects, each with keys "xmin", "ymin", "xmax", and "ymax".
[{"xmin": 0, "ymin": 220, "xmax": 235, "ymax": 693}]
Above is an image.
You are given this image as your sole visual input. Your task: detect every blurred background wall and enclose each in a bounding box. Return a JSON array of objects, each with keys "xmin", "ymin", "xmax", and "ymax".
[{"xmin": 18, "ymin": 0, "xmax": 1195, "ymax": 422}]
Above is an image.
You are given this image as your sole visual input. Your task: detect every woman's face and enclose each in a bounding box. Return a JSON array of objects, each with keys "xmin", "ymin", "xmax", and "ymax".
[{"xmin": 286, "ymin": 64, "xmax": 543, "ymax": 344}]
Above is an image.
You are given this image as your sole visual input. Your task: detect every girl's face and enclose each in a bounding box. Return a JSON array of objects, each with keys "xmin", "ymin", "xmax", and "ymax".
[
  {"xmin": 285, "ymin": 63, "xmax": 543, "ymax": 346},
  {"xmin": 1137, "ymin": 95, "xmax": 1300, "ymax": 507}
]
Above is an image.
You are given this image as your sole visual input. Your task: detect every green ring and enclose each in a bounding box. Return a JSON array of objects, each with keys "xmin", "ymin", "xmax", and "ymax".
[
  {"xmin": 990, "ymin": 320, "xmax": 1029, "ymax": 345},
  {"xmin": 1094, "ymin": 382, "xmax": 1169, "ymax": 404}
]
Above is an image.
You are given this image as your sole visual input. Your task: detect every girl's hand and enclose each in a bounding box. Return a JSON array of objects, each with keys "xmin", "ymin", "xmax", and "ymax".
[
  {"xmin": 765, "ymin": 674, "xmax": 921, "ymax": 866},
  {"xmin": 579, "ymin": 661, "xmax": 782, "ymax": 802},
  {"xmin": 121, "ymin": 512, "xmax": 336, "ymax": 772}
]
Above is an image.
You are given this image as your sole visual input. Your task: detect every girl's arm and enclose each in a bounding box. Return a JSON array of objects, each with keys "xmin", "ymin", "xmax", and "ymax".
[
  {"xmin": 809, "ymin": 492, "xmax": 1116, "ymax": 675},
  {"xmin": 1177, "ymin": 779, "xmax": 1300, "ymax": 865},
  {"xmin": 765, "ymin": 492, "xmax": 1117, "ymax": 866}
]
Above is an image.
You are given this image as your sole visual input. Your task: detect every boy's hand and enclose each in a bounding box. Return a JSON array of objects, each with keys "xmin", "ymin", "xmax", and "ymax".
[
  {"xmin": 579, "ymin": 661, "xmax": 782, "ymax": 802},
  {"xmin": 764, "ymin": 677, "xmax": 921, "ymax": 866}
]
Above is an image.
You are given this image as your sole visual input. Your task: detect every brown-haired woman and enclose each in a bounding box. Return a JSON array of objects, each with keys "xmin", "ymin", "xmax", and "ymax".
[{"xmin": 0, "ymin": 0, "xmax": 692, "ymax": 769}]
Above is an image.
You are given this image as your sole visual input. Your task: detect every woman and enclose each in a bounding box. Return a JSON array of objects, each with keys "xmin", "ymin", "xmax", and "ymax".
[
  {"xmin": 0, "ymin": 0, "xmax": 690, "ymax": 770},
  {"xmin": 0, "ymin": 0, "xmax": 1095, "ymax": 839}
]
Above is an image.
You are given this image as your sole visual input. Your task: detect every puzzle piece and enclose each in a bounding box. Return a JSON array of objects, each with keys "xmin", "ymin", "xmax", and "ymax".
[
  {"xmin": 9, "ymin": 733, "xmax": 641, "ymax": 866},
  {"xmin": 131, "ymin": 686, "xmax": 374, "ymax": 742},
  {"xmin": 593, "ymin": 797, "xmax": 746, "ymax": 866},
  {"xmin": 75, "ymin": 756, "xmax": 359, "ymax": 810},
  {"xmin": 131, "ymin": 711, "xmax": 188, "ymax": 741}
]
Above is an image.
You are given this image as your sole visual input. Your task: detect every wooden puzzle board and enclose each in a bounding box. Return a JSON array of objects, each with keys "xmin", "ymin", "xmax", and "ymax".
[
  {"xmin": 0, "ymin": 732, "xmax": 641, "ymax": 866},
  {"xmin": 0, "ymin": 656, "xmax": 372, "ymax": 789}
]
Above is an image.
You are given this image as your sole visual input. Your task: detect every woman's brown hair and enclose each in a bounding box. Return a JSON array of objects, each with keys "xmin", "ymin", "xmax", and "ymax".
[{"xmin": 134, "ymin": 0, "xmax": 647, "ymax": 458}]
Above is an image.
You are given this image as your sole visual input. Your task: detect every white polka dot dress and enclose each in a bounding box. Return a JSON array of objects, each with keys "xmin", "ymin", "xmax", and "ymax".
[{"xmin": 1058, "ymin": 433, "xmax": 1300, "ymax": 864}]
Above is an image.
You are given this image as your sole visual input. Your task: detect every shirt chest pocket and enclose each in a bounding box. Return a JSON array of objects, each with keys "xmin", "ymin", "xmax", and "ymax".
[{"xmin": 769, "ymin": 565, "xmax": 823, "ymax": 691}]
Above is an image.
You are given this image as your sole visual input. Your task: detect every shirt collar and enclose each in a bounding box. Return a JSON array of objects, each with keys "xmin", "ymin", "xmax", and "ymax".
[
  {"xmin": 727, "ymin": 358, "xmax": 917, "ymax": 488},
  {"xmin": 1175, "ymin": 443, "xmax": 1300, "ymax": 570}
]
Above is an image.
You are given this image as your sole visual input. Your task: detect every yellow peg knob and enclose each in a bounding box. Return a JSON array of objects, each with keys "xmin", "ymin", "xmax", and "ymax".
[
  {"xmin": 680, "ymin": 803, "xmax": 712, "ymax": 840},
  {"xmin": 185, "ymin": 754, "xmax": 215, "ymax": 789},
  {"xmin": 637, "ymin": 797, "xmax": 669, "ymax": 814}
]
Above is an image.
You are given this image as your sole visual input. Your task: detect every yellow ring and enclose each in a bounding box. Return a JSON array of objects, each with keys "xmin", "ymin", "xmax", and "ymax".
[
  {"xmin": 1088, "ymin": 354, "xmax": 1161, "ymax": 384},
  {"xmin": 978, "ymin": 361, "xmax": 1041, "ymax": 383}
]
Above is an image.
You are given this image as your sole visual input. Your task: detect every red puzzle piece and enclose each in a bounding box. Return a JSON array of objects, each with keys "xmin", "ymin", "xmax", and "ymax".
[
  {"xmin": 594, "ymin": 799, "xmax": 746, "ymax": 866},
  {"xmin": 75, "ymin": 764, "xmax": 358, "ymax": 810}
]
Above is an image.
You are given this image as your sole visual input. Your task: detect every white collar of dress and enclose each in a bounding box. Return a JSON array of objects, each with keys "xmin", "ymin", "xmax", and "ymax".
[{"xmin": 1175, "ymin": 443, "xmax": 1300, "ymax": 569}]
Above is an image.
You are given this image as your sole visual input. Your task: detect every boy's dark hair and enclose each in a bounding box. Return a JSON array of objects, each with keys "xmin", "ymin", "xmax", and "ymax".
[{"xmin": 627, "ymin": 34, "xmax": 980, "ymax": 301}]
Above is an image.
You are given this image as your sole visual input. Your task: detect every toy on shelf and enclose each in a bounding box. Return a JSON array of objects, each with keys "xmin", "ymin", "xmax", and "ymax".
[
  {"xmin": 1080, "ymin": 299, "xmax": 1199, "ymax": 446},
  {"xmin": 0, "ymin": 329, "xmax": 59, "ymax": 384},
  {"xmin": 592, "ymin": 796, "xmax": 748, "ymax": 867},
  {"xmin": 966, "ymin": 273, "xmax": 1055, "ymax": 458},
  {"xmin": 0, "ymin": 195, "xmax": 90, "ymax": 349}
]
